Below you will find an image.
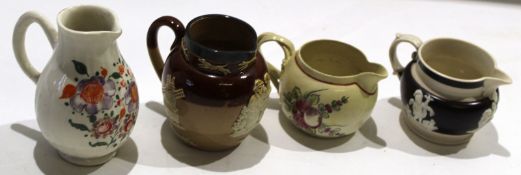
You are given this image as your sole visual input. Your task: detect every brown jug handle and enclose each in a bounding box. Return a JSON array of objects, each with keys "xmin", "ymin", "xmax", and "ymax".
[
  {"xmin": 147, "ymin": 16, "xmax": 185, "ymax": 80},
  {"xmin": 257, "ymin": 32, "xmax": 295, "ymax": 91},
  {"xmin": 389, "ymin": 33, "xmax": 422, "ymax": 76}
]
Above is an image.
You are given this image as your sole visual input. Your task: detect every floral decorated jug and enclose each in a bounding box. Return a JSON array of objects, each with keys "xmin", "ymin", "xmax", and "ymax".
[
  {"xmin": 147, "ymin": 15, "xmax": 292, "ymax": 151},
  {"xmin": 13, "ymin": 5, "xmax": 139, "ymax": 165},
  {"xmin": 266, "ymin": 38, "xmax": 388, "ymax": 138}
]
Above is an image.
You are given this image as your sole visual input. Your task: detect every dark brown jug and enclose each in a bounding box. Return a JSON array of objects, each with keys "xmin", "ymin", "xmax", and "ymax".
[{"xmin": 147, "ymin": 14, "xmax": 293, "ymax": 151}]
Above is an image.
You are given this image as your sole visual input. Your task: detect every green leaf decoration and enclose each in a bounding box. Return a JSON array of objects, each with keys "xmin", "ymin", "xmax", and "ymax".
[
  {"xmin": 89, "ymin": 141, "xmax": 108, "ymax": 147},
  {"xmin": 72, "ymin": 60, "xmax": 88, "ymax": 75},
  {"xmin": 341, "ymin": 96, "xmax": 349, "ymax": 103},
  {"xmin": 308, "ymin": 94, "xmax": 320, "ymax": 105},
  {"xmin": 332, "ymin": 103, "xmax": 342, "ymax": 111},
  {"xmin": 110, "ymin": 110, "xmax": 114, "ymax": 117},
  {"xmin": 110, "ymin": 136, "xmax": 116, "ymax": 144},
  {"xmin": 110, "ymin": 72, "xmax": 122, "ymax": 79},
  {"xmin": 304, "ymin": 89, "xmax": 327, "ymax": 99},
  {"xmin": 293, "ymin": 87, "xmax": 302, "ymax": 98},
  {"xmin": 88, "ymin": 115, "xmax": 97, "ymax": 123},
  {"xmin": 318, "ymin": 104, "xmax": 326, "ymax": 112},
  {"xmin": 68, "ymin": 119, "xmax": 90, "ymax": 131}
]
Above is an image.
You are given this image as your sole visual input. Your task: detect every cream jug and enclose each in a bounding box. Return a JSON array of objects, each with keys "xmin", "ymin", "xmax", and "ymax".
[{"xmin": 264, "ymin": 35, "xmax": 388, "ymax": 138}]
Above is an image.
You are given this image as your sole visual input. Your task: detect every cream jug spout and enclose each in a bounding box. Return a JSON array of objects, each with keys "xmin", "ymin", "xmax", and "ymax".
[
  {"xmin": 483, "ymin": 69, "xmax": 512, "ymax": 96},
  {"xmin": 355, "ymin": 63, "xmax": 388, "ymax": 94}
]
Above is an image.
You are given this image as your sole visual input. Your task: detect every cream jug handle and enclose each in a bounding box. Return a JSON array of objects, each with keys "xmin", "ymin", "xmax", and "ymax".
[
  {"xmin": 389, "ymin": 34, "xmax": 422, "ymax": 76},
  {"xmin": 13, "ymin": 11, "xmax": 57, "ymax": 84},
  {"xmin": 257, "ymin": 32, "xmax": 295, "ymax": 91}
]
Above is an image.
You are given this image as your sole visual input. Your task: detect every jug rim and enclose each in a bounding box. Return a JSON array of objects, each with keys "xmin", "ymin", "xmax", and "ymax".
[
  {"xmin": 295, "ymin": 39, "xmax": 387, "ymax": 95},
  {"xmin": 416, "ymin": 37, "xmax": 510, "ymax": 85},
  {"xmin": 404, "ymin": 61, "xmax": 497, "ymax": 107},
  {"xmin": 183, "ymin": 14, "xmax": 257, "ymax": 65},
  {"xmin": 57, "ymin": 5, "xmax": 122, "ymax": 36},
  {"xmin": 297, "ymin": 39, "xmax": 387, "ymax": 80}
]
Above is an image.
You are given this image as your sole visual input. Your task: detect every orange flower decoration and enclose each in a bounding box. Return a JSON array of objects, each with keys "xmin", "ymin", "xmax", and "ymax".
[
  {"xmin": 130, "ymin": 83, "xmax": 139, "ymax": 103},
  {"xmin": 60, "ymin": 84, "xmax": 76, "ymax": 99},
  {"xmin": 118, "ymin": 65, "xmax": 125, "ymax": 75},
  {"xmin": 119, "ymin": 108, "xmax": 126, "ymax": 120},
  {"xmin": 101, "ymin": 67, "xmax": 108, "ymax": 77},
  {"xmin": 80, "ymin": 82, "xmax": 104, "ymax": 104}
]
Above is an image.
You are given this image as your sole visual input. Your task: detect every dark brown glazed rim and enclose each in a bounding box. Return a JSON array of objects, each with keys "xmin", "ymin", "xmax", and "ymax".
[{"xmin": 183, "ymin": 14, "xmax": 257, "ymax": 65}]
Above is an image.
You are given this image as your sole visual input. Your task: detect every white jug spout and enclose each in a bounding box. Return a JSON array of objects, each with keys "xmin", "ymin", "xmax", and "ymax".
[
  {"xmin": 93, "ymin": 30, "xmax": 122, "ymax": 47},
  {"xmin": 483, "ymin": 69, "xmax": 512, "ymax": 96},
  {"xmin": 57, "ymin": 5, "xmax": 122, "ymax": 49},
  {"xmin": 487, "ymin": 69, "xmax": 512, "ymax": 86}
]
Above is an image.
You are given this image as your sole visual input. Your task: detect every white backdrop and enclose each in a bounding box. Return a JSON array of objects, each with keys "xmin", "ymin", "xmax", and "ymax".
[{"xmin": 1, "ymin": 0, "xmax": 520, "ymax": 174}]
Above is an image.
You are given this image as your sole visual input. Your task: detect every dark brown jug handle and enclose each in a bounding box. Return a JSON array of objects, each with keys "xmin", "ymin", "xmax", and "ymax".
[{"xmin": 147, "ymin": 16, "xmax": 185, "ymax": 80}]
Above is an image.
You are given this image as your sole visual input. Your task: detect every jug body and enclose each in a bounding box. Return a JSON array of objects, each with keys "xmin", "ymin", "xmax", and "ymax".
[
  {"xmin": 161, "ymin": 48, "xmax": 269, "ymax": 150},
  {"xmin": 13, "ymin": 6, "xmax": 139, "ymax": 166},
  {"xmin": 270, "ymin": 39, "xmax": 387, "ymax": 138},
  {"xmin": 399, "ymin": 62, "xmax": 498, "ymax": 145},
  {"xmin": 147, "ymin": 15, "xmax": 290, "ymax": 151},
  {"xmin": 389, "ymin": 34, "xmax": 505, "ymax": 144}
]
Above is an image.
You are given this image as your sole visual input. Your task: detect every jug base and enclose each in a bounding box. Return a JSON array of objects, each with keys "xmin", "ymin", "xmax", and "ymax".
[
  {"xmin": 168, "ymin": 121, "xmax": 242, "ymax": 152},
  {"xmin": 58, "ymin": 150, "xmax": 116, "ymax": 166},
  {"xmin": 298, "ymin": 126, "xmax": 356, "ymax": 139},
  {"xmin": 402, "ymin": 114, "xmax": 473, "ymax": 145}
]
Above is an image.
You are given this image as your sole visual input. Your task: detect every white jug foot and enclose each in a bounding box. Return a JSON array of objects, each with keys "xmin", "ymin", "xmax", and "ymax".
[
  {"xmin": 58, "ymin": 151, "xmax": 116, "ymax": 166},
  {"xmin": 402, "ymin": 114, "xmax": 473, "ymax": 145}
]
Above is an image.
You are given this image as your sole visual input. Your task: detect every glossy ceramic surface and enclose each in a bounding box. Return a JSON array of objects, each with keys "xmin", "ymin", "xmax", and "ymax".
[
  {"xmin": 389, "ymin": 33, "xmax": 509, "ymax": 144},
  {"xmin": 147, "ymin": 15, "xmax": 287, "ymax": 151},
  {"xmin": 399, "ymin": 62, "xmax": 498, "ymax": 145},
  {"xmin": 389, "ymin": 34, "xmax": 511, "ymax": 101},
  {"xmin": 268, "ymin": 39, "xmax": 387, "ymax": 138},
  {"xmin": 13, "ymin": 5, "xmax": 138, "ymax": 165}
]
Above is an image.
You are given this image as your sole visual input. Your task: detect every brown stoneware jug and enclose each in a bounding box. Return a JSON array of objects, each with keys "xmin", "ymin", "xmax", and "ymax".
[{"xmin": 146, "ymin": 14, "xmax": 293, "ymax": 151}]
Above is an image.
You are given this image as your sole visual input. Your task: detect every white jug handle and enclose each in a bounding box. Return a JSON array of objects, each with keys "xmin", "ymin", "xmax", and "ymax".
[
  {"xmin": 389, "ymin": 33, "xmax": 422, "ymax": 76},
  {"xmin": 13, "ymin": 11, "xmax": 57, "ymax": 84},
  {"xmin": 257, "ymin": 32, "xmax": 295, "ymax": 91}
]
